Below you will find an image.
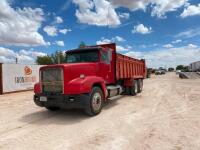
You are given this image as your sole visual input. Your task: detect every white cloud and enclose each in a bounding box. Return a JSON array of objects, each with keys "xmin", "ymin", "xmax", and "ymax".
[
  {"xmin": 118, "ymin": 12, "xmax": 130, "ymax": 19},
  {"xmin": 172, "ymin": 39, "xmax": 182, "ymax": 44},
  {"xmin": 72, "ymin": 0, "xmax": 190, "ymax": 27},
  {"xmin": 187, "ymin": 44, "xmax": 198, "ymax": 49},
  {"xmin": 116, "ymin": 45, "xmax": 130, "ymax": 52},
  {"xmin": 113, "ymin": 36, "xmax": 125, "ymax": 42},
  {"xmin": 140, "ymin": 44, "xmax": 147, "ymax": 49},
  {"xmin": 96, "ymin": 36, "xmax": 125, "ymax": 44},
  {"xmin": 60, "ymin": 1, "xmax": 72, "ymax": 11},
  {"xmin": 18, "ymin": 55, "xmax": 35, "ymax": 64},
  {"xmin": 72, "ymin": 0, "xmax": 190, "ymax": 25},
  {"xmin": 43, "ymin": 26, "xmax": 57, "ymax": 36},
  {"xmin": 32, "ymin": 51, "xmax": 46, "ymax": 57},
  {"xmin": 127, "ymin": 45, "xmax": 133, "ymax": 49},
  {"xmin": 125, "ymin": 45, "xmax": 200, "ymax": 68},
  {"xmin": 110, "ymin": 0, "xmax": 149, "ymax": 11},
  {"xmin": 0, "ymin": 56, "xmax": 14, "ymax": 63},
  {"xmin": 73, "ymin": 0, "xmax": 120, "ymax": 26},
  {"xmin": 55, "ymin": 41, "xmax": 65, "ymax": 47},
  {"xmin": 110, "ymin": 0, "xmax": 188, "ymax": 18},
  {"xmin": 151, "ymin": 0, "xmax": 188, "ymax": 18},
  {"xmin": 0, "ymin": 0, "xmax": 46, "ymax": 46},
  {"xmin": 46, "ymin": 42, "xmax": 51, "ymax": 46},
  {"xmin": 96, "ymin": 38, "xmax": 112, "ymax": 45},
  {"xmin": 163, "ymin": 44, "xmax": 174, "ymax": 48},
  {"xmin": 55, "ymin": 16, "xmax": 63, "ymax": 23},
  {"xmin": 19, "ymin": 49, "xmax": 46, "ymax": 57},
  {"xmin": 0, "ymin": 47, "xmax": 16, "ymax": 57},
  {"xmin": 96, "ymin": 37, "xmax": 129, "ymax": 51},
  {"xmin": 181, "ymin": 4, "xmax": 200, "ymax": 18},
  {"xmin": 0, "ymin": 47, "xmax": 47, "ymax": 64},
  {"xmin": 132, "ymin": 24, "xmax": 152, "ymax": 34},
  {"xmin": 59, "ymin": 29, "xmax": 72, "ymax": 34},
  {"xmin": 19, "ymin": 49, "xmax": 32, "ymax": 56},
  {"xmin": 153, "ymin": 43, "xmax": 158, "ymax": 46},
  {"xmin": 175, "ymin": 28, "xmax": 200, "ymax": 38}
]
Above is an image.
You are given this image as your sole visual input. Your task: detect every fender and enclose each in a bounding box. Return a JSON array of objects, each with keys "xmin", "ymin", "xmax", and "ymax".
[{"xmin": 64, "ymin": 76, "xmax": 107, "ymax": 98}]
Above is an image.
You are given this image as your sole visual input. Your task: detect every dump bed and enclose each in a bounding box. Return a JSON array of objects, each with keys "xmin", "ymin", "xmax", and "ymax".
[{"xmin": 116, "ymin": 53, "xmax": 146, "ymax": 80}]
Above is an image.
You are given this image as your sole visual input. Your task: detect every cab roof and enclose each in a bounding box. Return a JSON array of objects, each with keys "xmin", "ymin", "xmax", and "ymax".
[{"xmin": 66, "ymin": 47, "xmax": 101, "ymax": 54}]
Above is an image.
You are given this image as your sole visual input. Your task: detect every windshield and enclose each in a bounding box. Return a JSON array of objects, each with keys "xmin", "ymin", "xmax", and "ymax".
[{"xmin": 65, "ymin": 50, "xmax": 99, "ymax": 63}]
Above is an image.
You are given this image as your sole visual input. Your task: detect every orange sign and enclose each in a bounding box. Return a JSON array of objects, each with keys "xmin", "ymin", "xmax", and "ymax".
[{"xmin": 24, "ymin": 66, "xmax": 32, "ymax": 75}]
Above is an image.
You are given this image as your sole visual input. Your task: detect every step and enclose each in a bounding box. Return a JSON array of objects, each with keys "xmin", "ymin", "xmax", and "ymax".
[{"xmin": 107, "ymin": 95, "xmax": 122, "ymax": 101}]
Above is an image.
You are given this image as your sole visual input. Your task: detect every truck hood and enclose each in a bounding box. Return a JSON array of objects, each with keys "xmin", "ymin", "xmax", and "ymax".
[
  {"xmin": 64, "ymin": 63, "xmax": 99, "ymax": 82},
  {"xmin": 40, "ymin": 63, "xmax": 99, "ymax": 83}
]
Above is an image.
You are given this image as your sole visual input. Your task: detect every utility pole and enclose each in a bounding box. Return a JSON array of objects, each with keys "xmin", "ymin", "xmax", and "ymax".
[
  {"xmin": 57, "ymin": 51, "xmax": 60, "ymax": 64},
  {"xmin": 15, "ymin": 57, "xmax": 18, "ymax": 64}
]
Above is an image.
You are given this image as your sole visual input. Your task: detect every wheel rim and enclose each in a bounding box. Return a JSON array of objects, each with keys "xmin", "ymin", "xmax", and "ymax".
[
  {"xmin": 135, "ymin": 81, "xmax": 138, "ymax": 93},
  {"xmin": 92, "ymin": 92, "xmax": 102, "ymax": 112},
  {"xmin": 140, "ymin": 80, "xmax": 143, "ymax": 90}
]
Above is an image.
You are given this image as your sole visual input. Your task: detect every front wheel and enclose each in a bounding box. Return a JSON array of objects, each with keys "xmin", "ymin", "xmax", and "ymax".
[{"xmin": 85, "ymin": 87, "xmax": 103, "ymax": 116}]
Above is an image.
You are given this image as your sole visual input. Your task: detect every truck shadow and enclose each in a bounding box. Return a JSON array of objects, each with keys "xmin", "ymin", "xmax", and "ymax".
[
  {"xmin": 103, "ymin": 95, "xmax": 123, "ymax": 110},
  {"xmin": 20, "ymin": 96, "xmax": 124, "ymax": 125},
  {"xmin": 20, "ymin": 109, "xmax": 89, "ymax": 125}
]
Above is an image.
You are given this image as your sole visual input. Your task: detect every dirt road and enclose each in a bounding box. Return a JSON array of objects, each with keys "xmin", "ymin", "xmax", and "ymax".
[{"xmin": 0, "ymin": 73, "xmax": 200, "ymax": 150}]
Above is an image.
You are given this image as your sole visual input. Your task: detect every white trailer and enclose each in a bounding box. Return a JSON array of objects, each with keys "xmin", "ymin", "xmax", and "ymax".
[{"xmin": 189, "ymin": 61, "xmax": 200, "ymax": 72}]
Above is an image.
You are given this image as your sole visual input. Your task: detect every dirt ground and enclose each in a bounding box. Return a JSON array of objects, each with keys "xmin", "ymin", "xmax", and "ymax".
[{"xmin": 0, "ymin": 73, "xmax": 200, "ymax": 150}]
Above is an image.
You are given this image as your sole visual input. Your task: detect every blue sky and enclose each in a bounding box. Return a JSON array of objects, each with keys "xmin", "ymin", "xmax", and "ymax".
[{"xmin": 0, "ymin": 0, "xmax": 200, "ymax": 68}]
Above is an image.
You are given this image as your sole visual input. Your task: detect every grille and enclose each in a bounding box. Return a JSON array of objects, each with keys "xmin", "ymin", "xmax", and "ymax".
[{"xmin": 41, "ymin": 68, "xmax": 63, "ymax": 94}]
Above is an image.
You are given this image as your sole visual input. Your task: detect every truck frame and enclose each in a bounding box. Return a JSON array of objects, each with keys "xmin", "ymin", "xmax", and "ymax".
[{"xmin": 34, "ymin": 43, "xmax": 146, "ymax": 116}]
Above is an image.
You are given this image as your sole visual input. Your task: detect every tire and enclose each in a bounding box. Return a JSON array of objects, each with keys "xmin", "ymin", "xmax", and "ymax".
[
  {"xmin": 137, "ymin": 79, "xmax": 143, "ymax": 93},
  {"xmin": 45, "ymin": 106, "xmax": 60, "ymax": 111},
  {"xmin": 85, "ymin": 87, "xmax": 103, "ymax": 116},
  {"xmin": 129, "ymin": 80, "xmax": 138, "ymax": 96},
  {"xmin": 124, "ymin": 86, "xmax": 130, "ymax": 95}
]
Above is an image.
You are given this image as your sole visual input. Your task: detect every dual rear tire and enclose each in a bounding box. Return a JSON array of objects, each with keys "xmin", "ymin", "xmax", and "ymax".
[{"xmin": 125, "ymin": 79, "xmax": 143, "ymax": 96}]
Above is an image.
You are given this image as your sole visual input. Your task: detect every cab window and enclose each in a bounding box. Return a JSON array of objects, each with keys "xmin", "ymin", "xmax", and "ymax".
[{"xmin": 100, "ymin": 49, "xmax": 112, "ymax": 64}]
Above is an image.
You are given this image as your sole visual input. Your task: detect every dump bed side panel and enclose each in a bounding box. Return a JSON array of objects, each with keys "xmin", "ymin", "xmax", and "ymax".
[{"xmin": 116, "ymin": 54, "xmax": 146, "ymax": 80}]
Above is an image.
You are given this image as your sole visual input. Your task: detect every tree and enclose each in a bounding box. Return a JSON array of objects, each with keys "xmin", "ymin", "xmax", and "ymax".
[
  {"xmin": 79, "ymin": 42, "xmax": 86, "ymax": 48},
  {"xmin": 36, "ymin": 56, "xmax": 53, "ymax": 65},
  {"xmin": 176, "ymin": 65, "xmax": 189, "ymax": 72},
  {"xmin": 168, "ymin": 67, "xmax": 174, "ymax": 72},
  {"xmin": 36, "ymin": 51, "xmax": 66, "ymax": 65},
  {"xmin": 51, "ymin": 51, "xmax": 65, "ymax": 64},
  {"xmin": 176, "ymin": 65, "xmax": 185, "ymax": 71}
]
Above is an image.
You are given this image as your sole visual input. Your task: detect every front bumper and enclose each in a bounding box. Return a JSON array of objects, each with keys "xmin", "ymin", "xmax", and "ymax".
[{"xmin": 34, "ymin": 93, "xmax": 89, "ymax": 109}]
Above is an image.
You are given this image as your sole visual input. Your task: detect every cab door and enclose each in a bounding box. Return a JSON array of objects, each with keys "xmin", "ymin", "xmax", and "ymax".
[{"xmin": 99, "ymin": 49, "xmax": 112, "ymax": 84}]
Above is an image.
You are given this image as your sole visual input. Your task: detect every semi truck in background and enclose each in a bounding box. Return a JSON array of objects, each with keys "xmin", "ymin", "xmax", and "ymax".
[
  {"xmin": 34, "ymin": 43, "xmax": 146, "ymax": 116},
  {"xmin": 189, "ymin": 61, "xmax": 200, "ymax": 72}
]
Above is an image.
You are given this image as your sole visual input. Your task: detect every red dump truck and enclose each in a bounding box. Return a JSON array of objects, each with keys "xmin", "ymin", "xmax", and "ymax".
[{"xmin": 34, "ymin": 43, "xmax": 146, "ymax": 116}]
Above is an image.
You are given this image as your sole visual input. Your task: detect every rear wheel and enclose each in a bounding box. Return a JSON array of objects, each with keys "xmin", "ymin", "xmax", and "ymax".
[
  {"xmin": 130, "ymin": 80, "xmax": 138, "ymax": 96},
  {"xmin": 137, "ymin": 79, "xmax": 143, "ymax": 93},
  {"xmin": 85, "ymin": 87, "xmax": 103, "ymax": 116},
  {"xmin": 45, "ymin": 106, "xmax": 60, "ymax": 111},
  {"xmin": 124, "ymin": 86, "xmax": 130, "ymax": 95}
]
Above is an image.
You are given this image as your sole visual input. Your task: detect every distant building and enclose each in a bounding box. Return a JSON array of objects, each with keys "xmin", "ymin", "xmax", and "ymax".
[{"xmin": 189, "ymin": 61, "xmax": 200, "ymax": 72}]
